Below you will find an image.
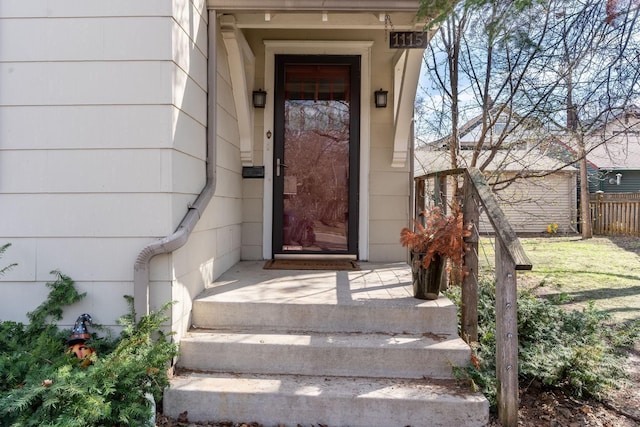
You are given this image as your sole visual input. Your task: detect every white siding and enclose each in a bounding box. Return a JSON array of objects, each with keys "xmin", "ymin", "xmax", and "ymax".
[
  {"xmin": 0, "ymin": 17, "xmax": 172, "ymax": 61},
  {"xmin": 369, "ymin": 165, "xmax": 411, "ymax": 262},
  {"xmin": 0, "ymin": 0, "xmax": 222, "ymax": 334},
  {"xmin": 0, "ymin": 2, "xmax": 174, "ymax": 18},
  {"xmin": 169, "ymin": 11, "xmax": 244, "ymax": 340},
  {"xmin": 0, "ymin": 105, "xmax": 174, "ymax": 150},
  {"xmin": 369, "ymin": 171, "xmax": 411, "ymax": 261},
  {"xmin": 415, "ymin": 149, "xmax": 579, "ymax": 236},
  {"xmin": 0, "ymin": 61, "xmax": 173, "ymax": 105},
  {"xmin": 368, "ymin": 28, "xmax": 411, "ymax": 261},
  {"xmin": 241, "ymin": 175, "xmax": 264, "ymax": 260},
  {"xmin": 478, "ymin": 173, "xmax": 578, "ymax": 234}
]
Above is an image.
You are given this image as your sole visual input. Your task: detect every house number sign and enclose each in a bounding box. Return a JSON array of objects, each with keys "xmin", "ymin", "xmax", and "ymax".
[{"xmin": 389, "ymin": 31, "xmax": 429, "ymax": 49}]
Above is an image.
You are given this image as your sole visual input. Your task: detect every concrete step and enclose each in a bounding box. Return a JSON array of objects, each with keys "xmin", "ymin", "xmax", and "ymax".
[
  {"xmin": 177, "ymin": 329, "xmax": 470, "ymax": 379},
  {"xmin": 164, "ymin": 372, "xmax": 489, "ymax": 427},
  {"xmin": 167, "ymin": 281, "xmax": 490, "ymax": 426},
  {"xmin": 191, "ymin": 297, "xmax": 460, "ymax": 335}
]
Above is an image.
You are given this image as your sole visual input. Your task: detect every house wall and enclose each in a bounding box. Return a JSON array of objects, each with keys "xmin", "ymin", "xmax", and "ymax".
[
  {"xmin": 369, "ymin": 30, "xmax": 412, "ymax": 262},
  {"xmin": 596, "ymin": 170, "xmax": 640, "ymax": 193},
  {"xmin": 587, "ymin": 113, "xmax": 640, "ymax": 194},
  {"xmin": 0, "ymin": 1, "xmax": 239, "ymax": 334},
  {"xmin": 170, "ymin": 14, "xmax": 245, "ymax": 339},
  {"xmin": 587, "ymin": 164, "xmax": 600, "ymax": 193},
  {"xmin": 168, "ymin": 6, "xmax": 243, "ymax": 340},
  {"xmin": 480, "ymin": 172, "xmax": 578, "ymax": 234},
  {"xmin": 240, "ymin": 28, "xmax": 411, "ymax": 262}
]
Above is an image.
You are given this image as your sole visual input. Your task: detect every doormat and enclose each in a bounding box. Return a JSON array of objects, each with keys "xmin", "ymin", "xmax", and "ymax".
[{"xmin": 263, "ymin": 259, "xmax": 360, "ymax": 271}]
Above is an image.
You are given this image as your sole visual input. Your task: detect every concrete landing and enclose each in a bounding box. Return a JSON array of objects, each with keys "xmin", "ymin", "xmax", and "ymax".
[{"xmin": 191, "ymin": 261, "xmax": 460, "ymax": 334}]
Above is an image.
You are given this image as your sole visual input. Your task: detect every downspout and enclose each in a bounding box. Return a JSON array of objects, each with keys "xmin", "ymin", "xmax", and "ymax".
[{"xmin": 133, "ymin": 10, "xmax": 218, "ymax": 321}]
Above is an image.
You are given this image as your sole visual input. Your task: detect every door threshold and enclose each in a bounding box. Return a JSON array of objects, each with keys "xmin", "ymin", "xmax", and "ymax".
[{"xmin": 273, "ymin": 254, "xmax": 357, "ymax": 261}]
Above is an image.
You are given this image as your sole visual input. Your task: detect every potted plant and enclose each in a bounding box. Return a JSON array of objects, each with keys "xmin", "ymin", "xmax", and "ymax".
[{"xmin": 400, "ymin": 202, "xmax": 471, "ymax": 299}]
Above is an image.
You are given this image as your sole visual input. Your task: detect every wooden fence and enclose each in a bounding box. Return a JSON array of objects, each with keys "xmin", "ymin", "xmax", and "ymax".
[
  {"xmin": 589, "ymin": 193, "xmax": 640, "ymax": 236},
  {"xmin": 414, "ymin": 167, "xmax": 532, "ymax": 427}
]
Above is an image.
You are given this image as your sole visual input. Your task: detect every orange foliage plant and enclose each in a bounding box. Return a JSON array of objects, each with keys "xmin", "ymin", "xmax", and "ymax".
[{"xmin": 400, "ymin": 203, "xmax": 472, "ymax": 271}]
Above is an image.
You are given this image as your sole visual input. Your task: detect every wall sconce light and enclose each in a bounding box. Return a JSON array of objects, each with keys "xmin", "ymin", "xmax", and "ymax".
[
  {"xmin": 252, "ymin": 89, "xmax": 267, "ymax": 108},
  {"xmin": 374, "ymin": 88, "xmax": 388, "ymax": 108}
]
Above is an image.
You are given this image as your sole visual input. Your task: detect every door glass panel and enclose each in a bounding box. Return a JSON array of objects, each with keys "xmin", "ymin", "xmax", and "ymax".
[{"xmin": 281, "ymin": 65, "xmax": 350, "ymax": 252}]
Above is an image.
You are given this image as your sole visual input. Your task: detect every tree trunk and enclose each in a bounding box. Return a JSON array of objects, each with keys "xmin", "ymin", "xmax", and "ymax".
[{"xmin": 578, "ymin": 141, "xmax": 593, "ymax": 239}]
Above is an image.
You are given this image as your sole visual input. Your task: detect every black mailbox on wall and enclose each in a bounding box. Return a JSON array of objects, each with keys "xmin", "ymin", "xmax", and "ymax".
[{"xmin": 242, "ymin": 166, "xmax": 265, "ymax": 179}]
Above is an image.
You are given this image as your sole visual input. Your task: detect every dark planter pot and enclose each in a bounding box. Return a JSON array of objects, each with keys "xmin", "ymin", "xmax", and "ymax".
[{"xmin": 411, "ymin": 252, "xmax": 445, "ymax": 300}]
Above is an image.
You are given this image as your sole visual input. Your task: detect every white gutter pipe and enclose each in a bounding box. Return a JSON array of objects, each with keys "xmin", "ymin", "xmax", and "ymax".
[{"xmin": 133, "ymin": 10, "xmax": 218, "ymax": 321}]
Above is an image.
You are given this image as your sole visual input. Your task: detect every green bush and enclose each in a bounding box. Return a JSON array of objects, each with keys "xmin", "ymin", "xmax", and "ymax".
[
  {"xmin": 0, "ymin": 271, "xmax": 178, "ymax": 427},
  {"xmin": 447, "ymin": 279, "xmax": 640, "ymax": 410},
  {"xmin": 0, "ymin": 242, "xmax": 17, "ymax": 276}
]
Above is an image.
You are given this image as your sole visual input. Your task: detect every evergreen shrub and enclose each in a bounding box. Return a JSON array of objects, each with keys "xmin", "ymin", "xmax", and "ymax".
[
  {"xmin": 0, "ymin": 271, "xmax": 178, "ymax": 427},
  {"xmin": 447, "ymin": 279, "xmax": 640, "ymax": 410}
]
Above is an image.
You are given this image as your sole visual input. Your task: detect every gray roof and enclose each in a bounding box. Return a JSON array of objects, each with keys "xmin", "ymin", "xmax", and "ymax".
[
  {"xmin": 415, "ymin": 148, "xmax": 577, "ymax": 176},
  {"xmin": 586, "ymin": 112, "xmax": 640, "ymax": 170}
]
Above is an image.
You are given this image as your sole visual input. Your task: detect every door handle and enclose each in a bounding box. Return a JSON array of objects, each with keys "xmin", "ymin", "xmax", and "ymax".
[{"xmin": 276, "ymin": 158, "xmax": 288, "ymax": 177}]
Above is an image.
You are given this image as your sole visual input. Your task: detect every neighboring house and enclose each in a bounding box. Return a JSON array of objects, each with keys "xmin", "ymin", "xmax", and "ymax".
[
  {"xmin": 0, "ymin": 1, "xmax": 430, "ymax": 339},
  {"xmin": 416, "ymin": 110, "xmax": 578, "ymax": 234},
  {"xmin": 584, "ymin": 107, "xmax": 640, "ymax": 193}
]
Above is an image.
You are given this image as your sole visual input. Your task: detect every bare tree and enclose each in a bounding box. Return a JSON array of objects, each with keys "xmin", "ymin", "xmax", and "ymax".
[
  {"xmin": 535, "ymin": 1, "xmax": 640, "ymax": 238},
  {"xmin": 417, "ymin": 0, "xmax": 640, "ymax": 238}
]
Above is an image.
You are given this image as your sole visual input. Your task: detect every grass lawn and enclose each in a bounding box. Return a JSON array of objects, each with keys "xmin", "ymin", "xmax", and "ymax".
[{"xmin": 478, "ymin": 235, "xmax": 640, "ymax": 323}]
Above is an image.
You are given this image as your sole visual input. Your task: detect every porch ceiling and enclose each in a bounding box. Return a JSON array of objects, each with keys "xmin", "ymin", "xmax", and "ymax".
[
  {"xmin": 207, "ymin": 0, "xmax": 426, "ymax": 30},
  {"xmin": 216, "ymin": 12, "xmax": 424, "ymax": 30}
]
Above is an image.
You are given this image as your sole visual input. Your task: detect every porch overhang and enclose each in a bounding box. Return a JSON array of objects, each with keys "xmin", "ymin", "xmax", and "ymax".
[
  {"xmin": 207, "ymin": 0, "xmax": 423, "ymax": 12},
  {"xmin": 207, "ymin": 0, "xmax": 427, "ymax": 31},
  {"xmin": 210, "ymin": 2, "xmax": 436, "ymax": 169}
]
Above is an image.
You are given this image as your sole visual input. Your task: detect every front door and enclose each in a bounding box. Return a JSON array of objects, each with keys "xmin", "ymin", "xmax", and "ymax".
[{"xmin": 273, "ymin": 55, "xmax": 360, "ymax": 257}]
